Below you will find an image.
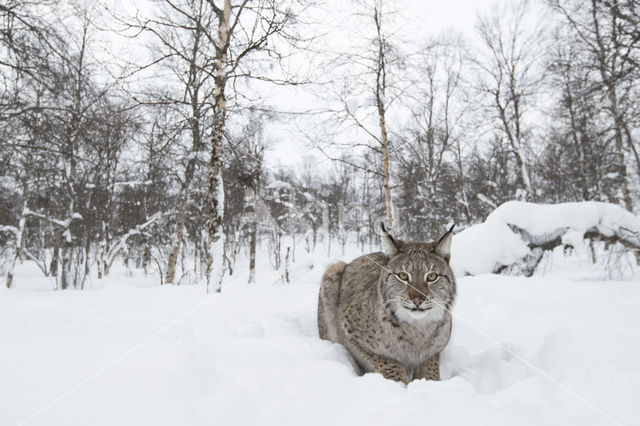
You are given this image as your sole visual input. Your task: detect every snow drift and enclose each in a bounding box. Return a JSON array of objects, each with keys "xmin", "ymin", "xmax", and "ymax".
[{"xmin": 2, "ymin": 268, "xmax": 639, "ymax": 426}]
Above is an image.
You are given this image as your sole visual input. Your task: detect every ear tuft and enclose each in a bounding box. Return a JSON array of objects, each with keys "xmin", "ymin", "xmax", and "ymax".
[
  {"xmin": 379, "ymin": 221, "xmax": 400, "ymax": 256},
  {"xmin": 434, "ymin": 224, "xmax": 455, "ymax": 263}
]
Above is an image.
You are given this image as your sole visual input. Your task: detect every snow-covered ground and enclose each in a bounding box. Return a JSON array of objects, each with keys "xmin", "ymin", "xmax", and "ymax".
[{"xmin": 2, "ymin": 255, "xmax": 640, "ymax": 426}]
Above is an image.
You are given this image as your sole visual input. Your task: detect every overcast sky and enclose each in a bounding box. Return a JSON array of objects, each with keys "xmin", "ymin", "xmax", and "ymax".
[
  {"xmin": 262, "ymin": 0, "xmax": 498, "ymax": 171},
  {"xmin": 98, "ymin": 0, "xmax": 500, "ymax": 172}
]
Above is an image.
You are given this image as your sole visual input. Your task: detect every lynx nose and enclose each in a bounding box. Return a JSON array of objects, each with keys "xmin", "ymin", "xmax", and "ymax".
[{"xmin": 413, "ymin": 296, "xmax": 425, "ymax": 306}]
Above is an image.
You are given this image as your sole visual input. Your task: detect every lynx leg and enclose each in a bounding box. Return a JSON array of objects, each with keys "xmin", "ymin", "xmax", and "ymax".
[
  {"xmin": 370, "ymin": 355, "xmax": 411, "ymax": 384},
  {"xmin": 414, "ymin": 353, "xmax": 440, "ymax": 381},
  {"xmin": 318, "ymin": 262, "xmax": 346, "ymax": 342},
  {"xmin": 347, "ymin": 341, "xmax": 410, "ymax": 384}
]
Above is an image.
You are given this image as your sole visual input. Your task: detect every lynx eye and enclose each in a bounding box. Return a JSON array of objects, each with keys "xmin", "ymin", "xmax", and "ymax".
[
  {"xmin": 397, "ymin": 272, "xmax": 409, "ymax": 281},
  {"xmin": 426, "ymin": 272, "xmax": 438, "ymax": 282}
]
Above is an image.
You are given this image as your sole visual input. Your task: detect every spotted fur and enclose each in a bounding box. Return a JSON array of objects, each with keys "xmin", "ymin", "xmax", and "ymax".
[{"xmin": 317, "ymin": 226, "xmax": 456, "ymax": 383}]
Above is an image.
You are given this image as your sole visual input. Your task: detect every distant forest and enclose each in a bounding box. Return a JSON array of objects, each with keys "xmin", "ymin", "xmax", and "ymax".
[{"xmin": 1, "ymin": 0, "xmax": 639, "ymax": 290}]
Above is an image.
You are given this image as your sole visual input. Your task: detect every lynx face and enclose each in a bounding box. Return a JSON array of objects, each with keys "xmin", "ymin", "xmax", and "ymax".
[{"xmin": 378, "ymin": 227, "xmax": 456, "ymax": 323}]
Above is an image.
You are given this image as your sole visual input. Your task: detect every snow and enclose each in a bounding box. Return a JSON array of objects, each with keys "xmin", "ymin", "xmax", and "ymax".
[
  {"xmin": 451, "ymin": 201, "xmax": 640, "ymax": 277},
  {"xmin": 112, "ymin": 180, "xmax": 152, "ymax": 188},
  {"xmin": 2, "ymin": 257, "xmax": 640, "ymax": 426},
  {"xmin": 0, "ymin": 225, "xmax": 19, "ymax": 237},
  {"xmin": 488, "ymin": 201, "xmax": 640, "ymax": 237},
  {"xmin": 266, "ymin": 179, "xmax": 291, "ymax": 190},
  {"xmin": 345, "ymin": 97, "xmax": 360, "ymax": 115},
  {"xmin": 476, "ymin": 193, "xmax": 497, "ymax": 209},
  {"xmin": 4, "ymin": 201, "xmax": 640, "ymax": 425},
  {"xmin": 451, "ymin": 219, "xmax": 530, "ymax": 276}
]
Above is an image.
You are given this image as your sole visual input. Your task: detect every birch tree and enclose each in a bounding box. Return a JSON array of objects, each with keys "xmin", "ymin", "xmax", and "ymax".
[
  {"xmin": 540, "ymin": 38, "xmax": 616, "ymax": 203},
  {"xmin": 118, "ymin": 0, "xmax": 217, "ymax": 285},
  {"xmin": 396, "ymin": 36, "xmax": 470, "ymax": 235},
  {"xmin": 118, "ymin": 0, "xmax": 306, "ymax": 291},
  {"xmin": 315, "ymin": 0, "xmax": 407, "ymax": 233},
  {"xmin": 472, "ymin": 0, "xmax": 546, "ymax": 201},
  {"xmin": 203, "ymin": 0, "xmax": 302, "ymax": 292},
  {"xmin": 551, "ymin": 0, "xmax": 640, "ymax": 211},
  {"xmin": 372, "ymin": 4, "xmax": 394, "ymax": 231},
  {"xmin": 1, "ymin": 1, "xmax": 134, "ymax": 289}
]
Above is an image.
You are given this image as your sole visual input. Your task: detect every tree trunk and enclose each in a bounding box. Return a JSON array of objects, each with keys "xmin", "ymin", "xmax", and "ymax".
[
  {"xmin": 165, "ymin": 201, "xmax": 187, "ymax": 285},
  {"xmin": 6, "ymin": 241, "xmax": 19, "ymax": 289},
  {"xmin": 606, "ymin": 86, "xmax": 633, "ymax": 211},
  {"xmin": 166, "ymin": 27, "xmax": 205, "ymax": 284},
  {"xmin": 248, "ymin": 220, "xmax": 257, "ymax": 284},
  {"xmin": 50, "ymin": 230, "xmax": 61, "ymax": 279},
  {"xmin": 284, "ymin": 246, "xmax": 290, "ymax": 284},
  {"xmin": 60, "ymin": 246, "xmax": 70, "ymax": 290},
  {"xmin": 381, "ymin": 134, "xmax": 393, "ymax": 231},
  {"xmin": 5, "ymin": 201, "xmax": 28, "ymax": 288},
  {"xmin": 81, "ymin": 236, "xmax": 90, "ymax": 290},
  {"xmin": 206, "ymin": 0, "xmax": 231, "ymax": 293},
  {"xmin": 274, "ymin": 231, "xmax": 281, "ymax": 271},
  {"xmin": 374, "ymin": 7, "xmax": 394, "ymax": 232},
  {"xmin": 590, "ymin": 0, "xmax": 633, "ymax": 211},
  {"xmin": 321, "ymin": 204, "xmax": 329, "ymax": 250},
  {"xmin": 338, "ymin": 201, "xmax": 346, "ymax": 255}
]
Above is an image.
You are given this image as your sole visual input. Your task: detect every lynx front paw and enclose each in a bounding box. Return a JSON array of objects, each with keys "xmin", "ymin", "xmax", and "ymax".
[
  {"xmin": 379, "ymin": 365, "xmax": 411, "ymax": 384},
  {"xmin": 369, "ymin": 356, "xmax": 411, "ymax": 384},
  {"xmin": 414, "ymin": 354, "xmax": 440, "ymax": 381}
]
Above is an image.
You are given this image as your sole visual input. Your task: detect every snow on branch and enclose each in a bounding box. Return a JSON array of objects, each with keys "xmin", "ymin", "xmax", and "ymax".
[
  {"xmin": 22, "ymin": 208, "xmax": 83, "ymax": 228},
  {"xmin": 104, "ymin": 211, "xmax": 175, "ymax": 274},
  {"xmin": 0, "ymin": 225, "xmax": 19, "ymax": 238}
]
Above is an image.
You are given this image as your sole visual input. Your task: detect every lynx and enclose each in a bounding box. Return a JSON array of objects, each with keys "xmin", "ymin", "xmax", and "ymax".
[{"xmin": 317, "ymin": 224, "xmax": 456, "ymax": 383}]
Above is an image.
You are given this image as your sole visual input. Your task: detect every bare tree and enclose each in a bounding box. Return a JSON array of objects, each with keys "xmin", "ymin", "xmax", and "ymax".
[
  {"xmin": 223, "ymin": 115, "xmax": 267, "ymax": 284},
  {"xmin": 118, "ymin": 0, "xmax": 217, "ymax": 285},
  {"xmin": 396, "ymin": 35, "xmax": 471, "ymax": 235},
  {"xmin": 372, "ymin": 4, "xmax": 394, "ymax": 231},
  {"xmin": 551, "ymin": 0, "xmax": 640, "ymax": 211},
  {"xmin": 204, "ymin": 0, "xmax": 303, "ymax": 292},
  {"xmin": 1, "ymin": 1, "xmax": 135, "ymax": 289},
  {"xmin": 313, "ymin": 0, "xmax": 408, "ymax": 232},
  {"xmin": 116, "ymin": 0, "xmax": 307, "ymax": 291},
  {"xmin": 541, "ymin": 34, "xmax": 617, "ymax": 204},
  {"xmin": 472, "ymin": 0, "xmax": 547, "ymax": 201}
]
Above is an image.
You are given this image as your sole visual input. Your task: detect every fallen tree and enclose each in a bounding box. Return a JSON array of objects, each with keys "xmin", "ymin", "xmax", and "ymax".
[{"xmin": 452, "ymin": 201, "xmax": 640, "ymax": 277}]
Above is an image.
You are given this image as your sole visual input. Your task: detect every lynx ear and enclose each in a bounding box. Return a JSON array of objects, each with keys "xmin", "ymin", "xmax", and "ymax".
[
  {"xmin": 434, "ymin": 224, "xmax": 455, "ymax": 263},
  {"xmin": 380, "ymin": 222, "xmax": 400, "ymax": 256}
]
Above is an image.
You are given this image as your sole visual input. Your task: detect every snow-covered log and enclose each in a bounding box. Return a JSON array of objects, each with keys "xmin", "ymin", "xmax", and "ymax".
[{"xmin": 451, "ymin": 201, "xmax": 640, "ymax": 277}]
